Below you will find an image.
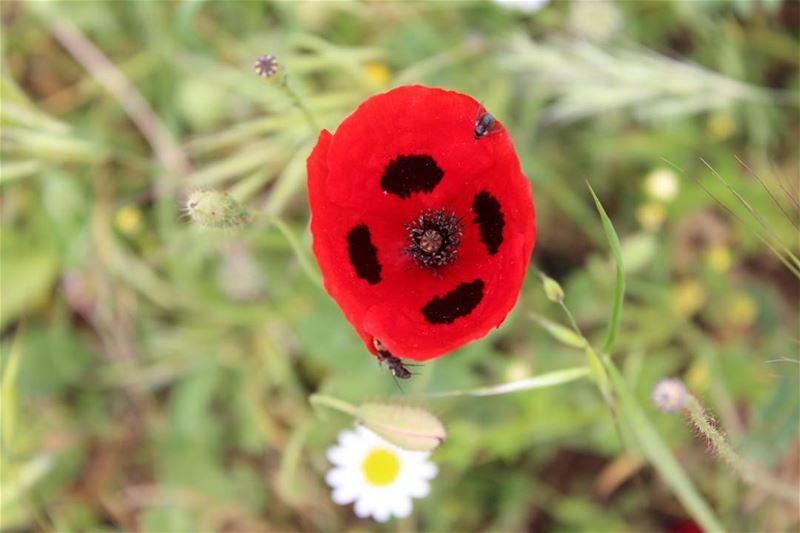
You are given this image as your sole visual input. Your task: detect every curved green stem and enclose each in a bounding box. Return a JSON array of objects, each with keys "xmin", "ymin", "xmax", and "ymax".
[
  {"xmin": 251, "ymin": 211, "xmax": 323, "ymax": 288},
  {"xmin": 309, "ymin": 394, "xmax": 359, "ymax": 417}
]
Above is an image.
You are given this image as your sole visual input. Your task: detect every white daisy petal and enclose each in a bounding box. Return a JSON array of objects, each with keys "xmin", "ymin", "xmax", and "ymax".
[
  {"xmin": 419, "ymin": 462, "xmax": 438, "ymax": 480},
  {"xmin": 339, "ymin": 429, "xmax": 362, "ymax": 449},
  {"xmin": 390, "ymin": 494, "xmax": 413, "ymax": 519},
  {"xmin": 354, "ymin": 494, "xmax": 374, "ymax": 519},
  {"xmin": 325, "ymin": 467, "xmax": 351, "ymax": 488},
  {"xmin": 326, "ymin": 445, "xmax": 349, "ymax": 466},
  {"xmin": 332, "ymin": 485, "xmax": 359, "ymax": 505},
  {"xmin": 406, "ymin": 479, "xmax": 430, "ymax": 498},
  {"xmin": 372, "ymin": 503, "xmax": 392, "ymax": 523}
]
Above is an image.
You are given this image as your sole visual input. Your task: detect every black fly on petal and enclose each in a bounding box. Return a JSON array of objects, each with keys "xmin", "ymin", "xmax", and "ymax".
[
  {"xmin": 373, "ymin": 338, "xmax": 414, "ymax": 380},
  {"xmin": 474, "ymin": 112, "xmax": 495, "ymax": 140},
  {"xmin": 473, "ymin": 102, "xmax": 503, "ymax": 140}
]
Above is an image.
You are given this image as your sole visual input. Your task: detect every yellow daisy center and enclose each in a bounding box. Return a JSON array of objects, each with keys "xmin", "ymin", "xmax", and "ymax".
[{"xmin": 361, "ymin": 448, "xmax": 400, "ymax": 486}]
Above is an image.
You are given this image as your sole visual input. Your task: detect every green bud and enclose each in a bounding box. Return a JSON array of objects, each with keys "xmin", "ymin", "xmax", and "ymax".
[
  {"xmin": 357, "ymin": 401, "xmax": 446, "ymax": 452},
  {"xmin": 540, "ymin": 273, "xmax": 565, "ymax": 303},
  {"xmin": 185, "ymin": 189, "xmax": 249, "ymax": 229},
  {"xmin": 531, "ymin": 314, "xmax": 586, "ymax": 349}
]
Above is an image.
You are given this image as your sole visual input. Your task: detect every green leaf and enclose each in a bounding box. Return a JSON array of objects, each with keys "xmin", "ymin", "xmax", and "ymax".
[
  {"xmin": 607, "ymin": 362, "xmax": 726, "ymax": 533},
  {"xmin": 0, "ymin": 248, "xmax": 59, "ymax": 329},
  {"xmin": 531, "ymin": 314, "xmax": 586, "ymax": 349},
  {"xmin": 0, "ymin": 332, "xmax": 22, "ymax": 449},
  {"xmin": 587, "ymin": 182, "xmax": 625, "ymax": 355}
]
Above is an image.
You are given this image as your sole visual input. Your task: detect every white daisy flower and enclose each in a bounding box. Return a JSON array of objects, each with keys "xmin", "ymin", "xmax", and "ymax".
[{"xmin": 325, "ymin": 425, "xmax": 438, "ymax": 523}]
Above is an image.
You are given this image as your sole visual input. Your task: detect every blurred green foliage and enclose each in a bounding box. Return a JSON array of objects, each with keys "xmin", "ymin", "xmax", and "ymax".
[{"xmin": 1, "ymin": 0, "xmax": 798, "ymax": 531}]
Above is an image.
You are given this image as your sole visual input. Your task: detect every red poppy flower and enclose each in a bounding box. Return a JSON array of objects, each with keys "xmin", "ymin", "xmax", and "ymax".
[{"xmin": 307, "ymin": 85, "xmax": 535, "ymax": 362}]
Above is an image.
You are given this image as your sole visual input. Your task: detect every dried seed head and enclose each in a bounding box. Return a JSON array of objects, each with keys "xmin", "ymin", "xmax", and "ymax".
[
  {"xmin": 357, "ymin": 401, "xmax": 446, "ymax": 452},
  {"xmin": 254, "ymin": 54, "xmax": 279, "ymax": 78},
  {"xmin": 185, "ymin": 189, "xmax": 250, "ymax": 229}
]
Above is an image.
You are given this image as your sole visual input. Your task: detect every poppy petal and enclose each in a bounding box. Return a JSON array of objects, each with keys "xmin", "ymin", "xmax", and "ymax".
[{"xmin": 307, "ymin": 85, "xmax": 535, "ymax": 361}]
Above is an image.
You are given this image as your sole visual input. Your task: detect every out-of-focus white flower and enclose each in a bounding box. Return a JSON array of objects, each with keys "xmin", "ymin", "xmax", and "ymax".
[
  {"xmin": 644, "ymin": 168, "xmax": 680, "ymax": 203},
  {"xmin": 493, "ymin": 0, "xmax": 550, "ymax": 13},
  {"xmin": 568, "ymin": 0, "xmax": 623, "ymax": 42},
  {"xmin": 326, "ymin": 426, "xmax": 438, "ymax": 522}
]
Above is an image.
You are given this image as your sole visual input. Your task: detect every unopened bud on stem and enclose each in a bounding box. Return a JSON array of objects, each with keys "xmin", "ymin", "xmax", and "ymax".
[
  {"xmin": 357, "ymin": 401, "xmax": 446, "ymax": 452},
  {"xmin": 185, "ymin": 189, "xmax": 250, "ymax": 229},
  {"xmin": 539, "ymin": 273, "xmax": 565, "ymax": 303}
]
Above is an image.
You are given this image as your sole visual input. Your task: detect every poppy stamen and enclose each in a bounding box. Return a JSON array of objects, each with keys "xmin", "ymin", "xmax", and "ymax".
[{"xmin": 405, "ymin": 208, "xmax": 463, "ymax": 271}]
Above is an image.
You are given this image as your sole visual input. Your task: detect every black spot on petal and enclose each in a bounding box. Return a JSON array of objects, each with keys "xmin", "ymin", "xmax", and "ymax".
[
  {"xmin": 381, "ymin": 155, "xmax": 443, "ymax": 199},
  {"xmin": 346, "ymin": 224, "xmax": 381, "ymax": 284},
  {"xmin": 421, "ymin": 279, "xmax": 485, "ymax": 324},
  {"xmin": 472, "ymin": 191, "xmax": 504, "ymax": 255}
]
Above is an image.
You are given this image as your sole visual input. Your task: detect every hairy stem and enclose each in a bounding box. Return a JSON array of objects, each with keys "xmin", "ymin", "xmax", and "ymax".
[
  {"xmin": 684, "ymin": 395, "xmax": 799, "ymax": 505},
  {"xmin": 280, "ymin": 76, "xmax": 320, "ymax": 133}
]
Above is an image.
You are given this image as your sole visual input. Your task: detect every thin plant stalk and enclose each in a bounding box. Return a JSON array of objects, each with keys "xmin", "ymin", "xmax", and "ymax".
[
  {"xmin": 309, "ymin": 394, "xmax": 359, "ymax": 417},
  {"xmin": 684, "ymin": 395, "xmax": 800, "ymax": 506},
  {"xmin": 662, "ymin": 157, "xmax": 800, "ymax": 278},
  {"xmin": 700, "ymin": 158, "xmax": 800, "ymax": 271},
  {"xmin": 251, "ymin": 211, "xmax": 323, "ymax": 288},
  {"xmin": 280, "ymin": 77, "xmax": 321, "ymax": 133},
  {"xmin": 420, "ymin": 366, "xmax": 591, "ymax": 398},
  {"xmin": 735, "ymin": 155, "xmax": 799, "ymax": 231}
]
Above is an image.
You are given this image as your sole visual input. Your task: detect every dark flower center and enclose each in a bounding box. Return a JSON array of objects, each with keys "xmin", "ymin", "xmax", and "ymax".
[{"xmin": 405, "ymin": 208, "xmax": 463, "ymax": 271}]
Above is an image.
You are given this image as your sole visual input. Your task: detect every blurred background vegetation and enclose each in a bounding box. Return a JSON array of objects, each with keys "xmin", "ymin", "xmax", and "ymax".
[{"xmin": 1, "ymin": 0, "xmax": 798, "ymax": 531}]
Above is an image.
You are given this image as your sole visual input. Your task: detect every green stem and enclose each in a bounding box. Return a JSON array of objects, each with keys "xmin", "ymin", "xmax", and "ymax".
[
  {"xmin": 309, "ymin": 394, "xmax": 359, "ymax": 417},
  {"xmin": 281, "ymin": 76, "xmax": 320, "ymax": 133},
  {"xmin": 419, "ymin": 366, "xmax": 592, "ymax": 398},
  {"xmin": 684, "ymin": 395, "xmax": 799, "ymax": 505},
  {"xmin": 251, "ymin": 211, "xmax": 323, "ymax": 288},
  {"xmin": 558, "ymin": 300, "xmax": 582, "ymax": 338}
]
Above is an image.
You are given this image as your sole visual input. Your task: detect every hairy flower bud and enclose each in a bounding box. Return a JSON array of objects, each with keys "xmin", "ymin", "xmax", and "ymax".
[
  {"xmin": 357, "ymin": 402, "xmax": 446, "ymax": 452},
  {"xmin": 185, "ymin": 189, "xmax": 249, "ymax": 229},
  {"xmin": 651, "ymin": 377, "xmax": 688, "ymax": 413},
  {"xmin": 539, "ymin": 273, "xmax": 565, "ymax": 303}
]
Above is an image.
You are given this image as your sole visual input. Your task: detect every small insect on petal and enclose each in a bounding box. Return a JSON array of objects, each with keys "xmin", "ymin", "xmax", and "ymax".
[
  {"xmin": 357, "ymin": 402, "xmax": 446, "ymax": 452},
  {"xmin": 374, "ymin": 338, "xmax": 413, "ymax": 379},
  {"xmin": 473, "ymin": 112, "xmax": 496, "ymax": 140}
]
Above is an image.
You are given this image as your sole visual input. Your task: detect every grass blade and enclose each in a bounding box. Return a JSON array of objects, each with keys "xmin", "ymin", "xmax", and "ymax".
[{"xmin": 586, "ymin": 182, "xmax": 625, "ymax": 354}]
